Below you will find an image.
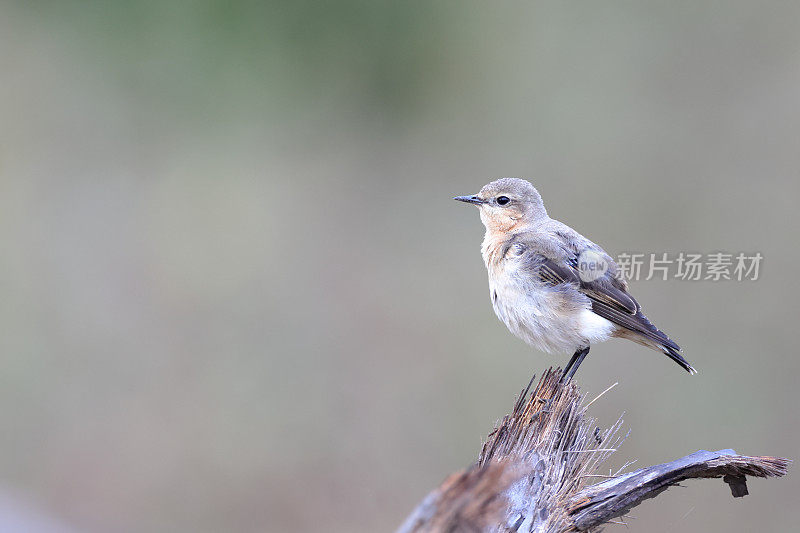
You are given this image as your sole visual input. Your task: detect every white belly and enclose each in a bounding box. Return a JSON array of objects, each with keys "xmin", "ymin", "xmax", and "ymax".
[{"xmin": 489, "ymin": 277, "xmax": 615, "ymax": 354}]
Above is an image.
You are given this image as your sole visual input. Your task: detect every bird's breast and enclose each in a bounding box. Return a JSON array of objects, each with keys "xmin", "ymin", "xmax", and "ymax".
[{"xmin": 486, "ymin": 257, "xmax": 613, "ymax": 354}]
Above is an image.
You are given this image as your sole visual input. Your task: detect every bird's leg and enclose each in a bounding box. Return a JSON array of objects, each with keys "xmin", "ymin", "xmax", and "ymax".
[{"xmin": 562, "ymin": 346, "xmax": 590, "ymax": 381}]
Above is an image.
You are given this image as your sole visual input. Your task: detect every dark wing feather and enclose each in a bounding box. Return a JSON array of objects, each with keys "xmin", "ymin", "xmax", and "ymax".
[{"xmin": 527, "ymin": 252, "xmax": 680, "ymax": 352}]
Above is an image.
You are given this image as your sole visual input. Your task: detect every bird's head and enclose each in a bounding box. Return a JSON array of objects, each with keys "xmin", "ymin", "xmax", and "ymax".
[{"xmin": 454, "ymin": 178, "xmax": 548, "ymax": 233}]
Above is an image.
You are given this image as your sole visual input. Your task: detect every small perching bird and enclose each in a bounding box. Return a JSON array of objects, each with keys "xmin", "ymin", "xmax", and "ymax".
[{"xmin": 455, "ymin": 178, "xmax": 696, "ymax": 379}]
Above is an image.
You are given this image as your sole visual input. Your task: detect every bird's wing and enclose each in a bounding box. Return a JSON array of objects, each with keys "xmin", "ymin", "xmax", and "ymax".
[{"xmin": 512, "ymin": 240, "xmax": 680, "ymax": 352}]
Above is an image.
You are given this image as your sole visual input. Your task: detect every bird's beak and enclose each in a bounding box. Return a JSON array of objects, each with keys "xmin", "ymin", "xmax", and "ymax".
[{"xmin": 453, "ymin": 195, "xmax": 486, "ymax": 205}]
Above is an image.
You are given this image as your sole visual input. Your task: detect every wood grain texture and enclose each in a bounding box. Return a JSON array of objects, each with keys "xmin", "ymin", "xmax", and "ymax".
[{"xmin": 397, "ymin": 369, "xmax": 789, "ymax": 533}]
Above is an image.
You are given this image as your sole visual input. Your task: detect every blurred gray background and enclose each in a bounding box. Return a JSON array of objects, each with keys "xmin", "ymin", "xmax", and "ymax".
[{"xmin": 1, "ymin": 1, "xmax": 798, "ymax": 532}]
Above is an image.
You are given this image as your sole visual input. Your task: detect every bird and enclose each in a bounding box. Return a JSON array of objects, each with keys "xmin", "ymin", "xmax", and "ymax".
[{"xmin": 454, "ymin": 177, "xmax": 696, "ymax": 380}]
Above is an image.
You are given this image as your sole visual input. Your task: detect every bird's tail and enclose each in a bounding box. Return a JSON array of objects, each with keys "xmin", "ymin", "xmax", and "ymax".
[
  {"xmin": 660, "ymin": 344, "xmax": 697, "ymax": 375},
  {"xmin": 613, "ymin": 311, "xmax": 697, "ymax": 374}
]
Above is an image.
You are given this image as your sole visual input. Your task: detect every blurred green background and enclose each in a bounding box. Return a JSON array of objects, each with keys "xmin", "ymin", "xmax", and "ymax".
[{"xmin": 1, "ymin": 1, "xmax": 798, "ymax": 532}]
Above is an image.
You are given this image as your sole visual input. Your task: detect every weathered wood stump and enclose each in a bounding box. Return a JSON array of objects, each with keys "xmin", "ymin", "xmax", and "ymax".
[{"xmin": 398, "ymin": 369, "xmax": 789, "ymax": 532}]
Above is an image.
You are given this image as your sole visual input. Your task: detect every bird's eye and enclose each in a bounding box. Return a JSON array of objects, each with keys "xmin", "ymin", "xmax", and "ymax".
[{"xmin": 496, "ymin": 196, "xmax": 510, "ymax": 206}]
